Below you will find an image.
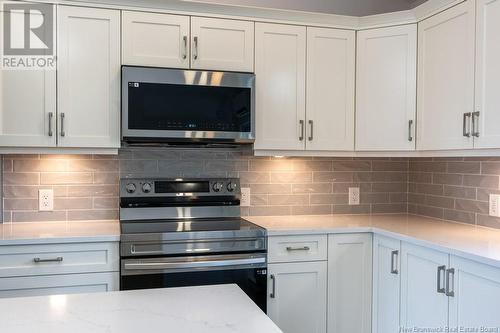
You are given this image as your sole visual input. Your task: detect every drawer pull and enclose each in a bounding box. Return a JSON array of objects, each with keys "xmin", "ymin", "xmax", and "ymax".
[
  {"xmin": 286, "ymin": 246, "xmax": 310, "ymax": 252},
  {"xmin": 33, "ymin": 257, "xmax": 63, "ymax": 263}
]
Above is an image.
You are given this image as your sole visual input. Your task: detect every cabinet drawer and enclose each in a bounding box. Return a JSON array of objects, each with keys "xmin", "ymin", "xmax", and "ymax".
[
  {"xmin": 0, "ymin": 242, "xmax": 119, "ymax": 278},
  {"xmin": 0, "ymin": 272, "xmax": 119, "ymax": 298},
  {"xmin": 268, "ymin": 235, "xmax": 327, "ymax": 263}
]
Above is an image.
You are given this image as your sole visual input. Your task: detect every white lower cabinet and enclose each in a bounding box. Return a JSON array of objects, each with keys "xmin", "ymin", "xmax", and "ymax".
[
  {"xmin": 0, "ymin": 272, "xmax": 118, "ymax": 298},
  {"xmin": 448, "ymin": 255, "xmax": 500, "ymax": 330},
  {"xmin": 372, "ymin": 235, "xmax": 401, "ymax": 333},
  {"xmin": 0, "ymin": 241, "xmax": 119, "ymax": 299},
  {"xmin": 267, "ymin": 261, "xmax": 327, "ymax": 333},
  {"xmin": 328, "ymin": 234, "xmax": 372, "ymax": 333},
  {"xmin": 400, "ymin": 243, "xmax": 449, "ymax": 330}
]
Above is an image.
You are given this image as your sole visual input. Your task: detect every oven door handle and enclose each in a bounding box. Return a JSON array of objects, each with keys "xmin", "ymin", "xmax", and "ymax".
[{"xmin": 124, "ymin": 257, "xmax": 266, "ymax": 271}]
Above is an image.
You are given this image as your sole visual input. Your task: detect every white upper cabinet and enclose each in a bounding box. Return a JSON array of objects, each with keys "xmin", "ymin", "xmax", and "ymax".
[
  {"xmin": 356, "ymin": 24, "xmax": 417, "ymax": 151},
  {"xmin": 0, "ymin": 8, "xmax": 56, "ymax": 147},
  {"xmin": 400, "ymin": 243, "xmax": 449, "ymax": 330},
  {"xmin": 122, "ymin": 11, "xmax": 190, "ymax": 68},
  {"xmin": 416, "ymin": 0, "xmax": 475, "ymax": 151},
  {"xmin": 474, "ymin": 0, "xmax": 500, "ymax": 148},
  {"xmin": 254, "ymin": 23, "xmax": 306, "ymax": 151},
  {"xmin": 306, "ymin": 27, "xmax": 355, "ymax": 151},
  {"xmin": 191, "ymin": 17, "xmax": 254, "ymax": 72},
  {"xmin": 57, "ymin": 6, "xmax": 120, "ymax": 148}
]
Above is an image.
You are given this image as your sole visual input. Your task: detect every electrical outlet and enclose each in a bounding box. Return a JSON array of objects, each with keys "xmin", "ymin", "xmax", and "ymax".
[
  {"xmin": 349, "ymin": 187, "xmax": 360, "ymax": 205},
  {"xmin": 241, "ymin": 187, "xmax": 251, "ymax": 207},
  {"xmin": 39, "ymin": 189, "xmax": 54, "ymax": 211},
  {"xmin": 489, "ymin": 194, "xmax": 500, "ymax": 217}
]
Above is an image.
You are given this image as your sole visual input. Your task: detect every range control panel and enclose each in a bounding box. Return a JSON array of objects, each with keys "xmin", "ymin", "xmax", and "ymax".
[{"xmin": 120, "ymin": 178, "xmax": 240, "ymax": 197}]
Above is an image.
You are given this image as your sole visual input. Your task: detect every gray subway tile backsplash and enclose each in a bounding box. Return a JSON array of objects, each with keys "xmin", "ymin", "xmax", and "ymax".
[{"xmin": 2, "ymin": 150, "xmax": 500, "ymax": 230}]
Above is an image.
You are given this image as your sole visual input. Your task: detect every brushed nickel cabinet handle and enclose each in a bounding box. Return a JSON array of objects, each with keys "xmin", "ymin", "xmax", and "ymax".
[
  {"xmin": 33, "ymin": 256, "xmax": 63, "ymax": 263},
  {"xmin": 270, "ymin": 274, "xmax": 276, "ymax": 298},
  {"xmin": 48, "ymin": 112, "xmax": 53, "ymax": 137},
  {"xmin": 463, "ymin": 112, "xmax": 471, "ymax": 137},
  {"xmin": 390, "ymin": 250, "xmax": 399, "ymax": 274},
  {"xmin": 299, "ymin": 120, "xmax": 305, "ymax": 141},
  {"xmin": 308, "ymin": 120, "xmax": 313, "ymax": 141},
  {"xmin": 408, "ymin": 120, "xmax": 413, "ymax": 142},
  {"xmin": 437, "ymin": 265, "xmax": 446, "ymax": 294},
  {"xmin": 286, "ymin": 246, "xmax": 310, "ymax": 251},
  {"xmin": 182, "ymin": 36, "xmax": 187, "ymax": 59},
  {"xmin": 60, "ymin": 113, "xmax": 66, "ymax": 137},
  {"xmin": 445, "ymin": 268, "xmax": 455, "ymax": 297},
  {"xmin": 193, "ymin": 36, "xmax": 198, "ymax": 60},
  {"xmin": 472, "ymin": 111, "xmax": 480, "ymax": 138}
]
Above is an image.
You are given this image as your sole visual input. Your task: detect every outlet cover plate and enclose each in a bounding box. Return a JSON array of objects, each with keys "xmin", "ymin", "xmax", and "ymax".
[
  {"xmin": 241, "ymin": 187, "xmax": 251, "ymax": 207},
  {"xmin": 489, "ymin": 194, "xmax": 500, "ymax": 217},
  {"xmin": 349, "ymin": 187, "xmax": 360, "ymax": 205},
  {"xmin": 39, "ymin": 189, "xmax": 54, "ymax": 211}
]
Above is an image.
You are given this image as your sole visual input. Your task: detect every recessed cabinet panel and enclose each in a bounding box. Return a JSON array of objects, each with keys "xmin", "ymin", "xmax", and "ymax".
[
  {"xmin": 400, "ymin": 243, "xmax": 449, "ymax": 331},
  {"xmin": 57, "ymin": 6, "xmax": 120, "ymax": 148},
  {"xmin": 0, "ymin": 8, "xmax": 56, "ymax": 147},
  {"xmin": 417, "ymin": 0, "xmax": 475, "ymax": 150},
  {"xmin": 254, "ymin": 23, "xmax": 306, "ymax": 151},
  {"xmin": 191, "ymin": 17, "xmax": 254, "ymax": 72},
  {"xmin": 356, "ymin": 24, "xmax": 417, "ymax": 151},
  {"xmin": 474, "ymin": 0, "xmax": 500, "ymax": 148},
  {"xmin": 122, "ymin": 11, "xmax": 190, "ymax": 68},
  {"xmin": 267, "ymin": 261, "xmax": 327, "ymax": 333},
  {"xmin": 306, "ymin": 27, "xmax": 355, "ymax": 151}
]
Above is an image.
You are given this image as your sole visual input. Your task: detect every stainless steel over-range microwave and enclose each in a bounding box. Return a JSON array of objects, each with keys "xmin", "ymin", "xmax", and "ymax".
[{"xmin": 121, "ymin": 66, "xmax": 255, "ymax": 144}]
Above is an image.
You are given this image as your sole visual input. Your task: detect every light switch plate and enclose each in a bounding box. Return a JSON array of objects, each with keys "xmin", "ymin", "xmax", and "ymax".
[
  {"xmin": 489, "ymin": 194, "xmax": 500, "ymax": 217},
  {"xmin": 241, "ymin": 187, "xmax": 251, "ymax": 207},
  {"xmin": 349, "ymin": 187, "xmax": 360, "ymax": 205},
  {"xmin": 39, "ymin": 189, "xmax": 54, "ymax": 211}
]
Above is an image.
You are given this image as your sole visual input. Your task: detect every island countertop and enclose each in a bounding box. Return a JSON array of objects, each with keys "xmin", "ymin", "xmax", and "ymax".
[
  {"xmin": 0, "ymin": 284, "xmax": 282, "ymax": 333},
  {"xmin": 245, "ymin": 214, "xmax": 500, "ymax": 268}
]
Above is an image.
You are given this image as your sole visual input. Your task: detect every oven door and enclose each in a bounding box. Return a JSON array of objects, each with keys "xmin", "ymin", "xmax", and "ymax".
[
  {"xmin": 120, "ymin": 253, "xmax": 267, "ymax": 312},
  {"xmin": 121, "ymin": 66, "xmax": 255, "ymax": 143}
]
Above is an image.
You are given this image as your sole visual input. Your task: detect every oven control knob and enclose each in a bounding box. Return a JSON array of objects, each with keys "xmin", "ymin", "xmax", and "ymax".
[
  {"xmin": 227, "ymin": 182, "xmax": 238, "ymax": 192},
  {"xmin": 142, "ymin": 182, "xmax": 153, "ymax": 193},
  {"xmin": 212, "ymin": 182, "xmax": 224, "ymax": 192},
  {"xmin": 125, "ymin": 183, "xmax": 136, "ymax": 194}
]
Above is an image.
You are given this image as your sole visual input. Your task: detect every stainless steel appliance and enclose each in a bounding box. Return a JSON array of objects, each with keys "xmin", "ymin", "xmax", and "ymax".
[
  {"xmin": 119, "ymin": 177, "xmax": 267, "ymax": 311},
  {"xmin": 121, "ymin": 66, "xmax": 255, "ymax": 144}
]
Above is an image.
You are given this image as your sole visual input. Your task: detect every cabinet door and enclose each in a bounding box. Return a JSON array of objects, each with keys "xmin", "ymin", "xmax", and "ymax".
[
  {"xmin": 356, "ymin": 24, "xmax": 417, "ymax": 151},
  {"xmin": 372, "ymin": 235, "xmax": 401, "ymax": 333},
  {"xmin": 400, "ymin": 243, "xmax": 449, "ymax": 331},
  {"xmin": 328, "ymin": 234, "xmax": 372, "ymax": 333},
  {"xmin": 191, "ymin": 17, "xmax": 254, "ymax": 72},
  {"xmin": 417, "ymin": 0, "xmax": 475, "ymax": 150},
  {"xmin": 57, "ymin": 6, "xmax": 120, "ymax": 148},
  {"xmin": 254, "ymin": 23, "xmax": 306, "ymax": 151},
  {"xmin": 0, "ymin": 272, "xmax": 119, "ymax": 298},
  {"xmin": 122, "ymin": 11, "xmax": 190, "ymax": 68},
  {"xmin": 0, "ymin": 8, "xmax": 56, "ymax": 147},
  {"xmin": 448, "ymin": 256, "xmax": 500, "ymax": 330},
  {"xmin": 267, "ymin": 261, "xmax": 327, "ymax": 333},
  {"xmin": 306, "ymin": 27, "xmax": 355, "ymax": 151},
  {"xmin": 474, "ymin": 0, "xmax": 500, "ymax": 148}
]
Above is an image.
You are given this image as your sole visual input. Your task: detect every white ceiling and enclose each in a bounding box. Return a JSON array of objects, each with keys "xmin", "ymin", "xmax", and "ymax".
[{"xmin": 183, "ymin": 0, "xmax": 429, "ymax": 16}]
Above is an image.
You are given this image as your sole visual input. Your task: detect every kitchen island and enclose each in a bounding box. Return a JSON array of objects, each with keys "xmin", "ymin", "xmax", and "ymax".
[{"xmin": 0, "ymin": 284, "xmax": 282, "ymax": 333}]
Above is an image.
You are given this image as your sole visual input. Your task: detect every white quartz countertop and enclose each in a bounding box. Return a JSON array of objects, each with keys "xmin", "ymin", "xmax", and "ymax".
[
  {"xmin": 0, "ymin": 285, "xmax": 282, "ymax": 333},
  {"xmin": 0, "ymin": 220, "xmax": 120, "ymax": 245},
  {"xmin": 245, "ymin": 214, "xmax": 500, "ymax": 268}
]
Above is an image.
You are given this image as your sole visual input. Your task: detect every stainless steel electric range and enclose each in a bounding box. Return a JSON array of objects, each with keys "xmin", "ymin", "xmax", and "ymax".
[{"xmin": 119, "ymin": 177, "xmax": 267, "ymax": 311}]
